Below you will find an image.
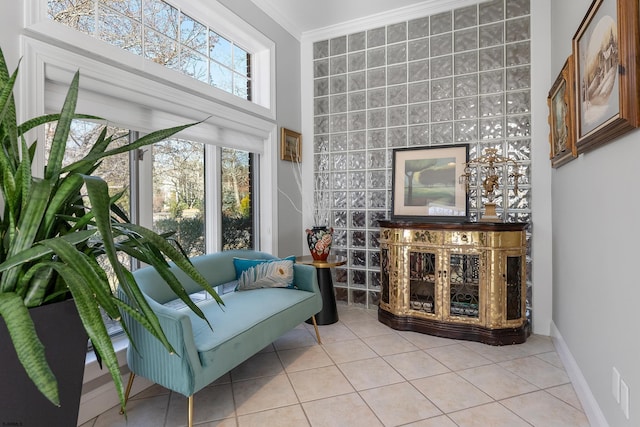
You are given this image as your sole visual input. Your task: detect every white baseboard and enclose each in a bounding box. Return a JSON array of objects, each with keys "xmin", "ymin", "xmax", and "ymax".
[{"xmin": 550, "ymin": 321, "xmax": 609, "ymax": 427}]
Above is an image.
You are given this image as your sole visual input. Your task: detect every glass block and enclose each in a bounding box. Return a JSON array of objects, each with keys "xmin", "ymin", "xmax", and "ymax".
[
  {"xmin": 408, "ymin": 82, "xmax": 429, "ymax": 103},
  {"xmin": 480, "ymin": 94, "xmax": 504, "ymax": 117},
  {"xmin": 351, "ymin": 211, "xmax": 367, "ymax": 228},
  {"xmin": 368, "ymin": 190, "xmax": 387, "ymax": 208},
  {"xmin": 454, "ymin": 74, "xmax": 478, "ymax": 97},
  {"xmin": 507, "ymin": 91, "xmax": 530, "ymax": 114},
  {"xmin": 349, "ymin": 151, "xmax": 366, "ymax": 169},
  {"xmin": 507, "ymin": 139, "xmax": 531, "ymax": 161},
  {"xmin": 388, "ymin": 22, "xmax": 407, "ymax": 43},
  {"xmin": 480, "ymin": 117, "xmax": 504, "ymax": 139},
  {"xmin": 479, "ymin": 70, "xmax": 504, "ymax": 94},
  {"xmin": 313, "ymin": 40, "xmax": 329, "ymax": 59},
  {"xmin": 480, "ymin": 22, "xmax": 504, "ymax": 48},
  {"xmin": 368, "ymin": 290, "xmax": 380, "ymax": 307},
  {"xmin": 330, "ymin": 36, "xmax": 346, "ymax": 55},
  {"xmin": 388, "ymin": 127, "xmax": 407, "ymax": 147},
  {"xmin": 409, "ymin": 124, "xmax": 430, "ymax": 145},
  {"xmin": 431, "ymin": 100, "xmax": 453, "ymax": 122},
  {"xmin": 388, "ymin": 85, "xmax": 408, "ymax": 106},
  {"xmin": 334, "ymin": 191, "xmax": 347, "ymax": 208},
  {"xmin": 334, "ymin": 210, "xmax": 347, "ymax": 227},
  {"xmin": 507, "ymin": 66, "xmax": 530, "ymax": 90},
  {"xmin": 368, "ymin": 129, "xmax": 386, "ymax": 149},
  {"xmin": 348, "ymin": 131, "xmax": 366, "ymax": 150},
  {"xmin": 506, "ymin": 17, "xmax": 530, "ymax": 43},
  {"xmin": 506, "ymin": 0, "xmax": 530, "ymax": 18},
  {"xmin": 330, "ymin": 94, "xmax": 347, "ymax": 113},
  {"xmin": 506, "ymin": 41, "xmax": 530, "ymax": 67},
  {"xmin": 455, "ymin": 120, "xmax": 478, "ymax": 142},
  {"xmin": 408, "ymin": 60, "xmax": 430, "ymax": 82},
  {"xmin": 369, "ymin": 211, "xmax": 386, "ymax": 227},
  {"xmin": 511, "ymin": 162, "xmax": 530, "ymax": 184},
  {"xmin": 367, "ymin": 27, "xmax": 386, "ymax": 48},
  {"xmin": 333, "ymin": 229, "xmax": 347, "ymax": 247},
  {"xmin": 350, "ymin": 172, "xmax": 366, "ymax": 190},
  {"xmin": 507, "ymin": 211, "xmax": 530, "ymax": 223},
  {"xmin": 479, "ymin": 0, "xmax": 504, "ymax": 24},
  {"xmin": 350, "ymin": 191, "xmax": 366, "ymax": 208},
  {"xmin": 314, "ymin": 97, "xmax": 329, "ymax": 116},
  {"xmin": 349, "ymin": 91, "xmax": 366, "ymax": 111},
  {"xmin": 431, "ymin": 122, "xmax": 453, "ymax": 144},
  {"xmin": 349, "ymin": 52, "xmax": 366, "ymax": 72},
  {"xmin": 479, "ymin": 46, "xmax": 504, "ymax": 71},
  {"xmin": 431, "ymin": 11, "xmax": 452, "ymax": 35},
  {"xmin": 431, "ymin": 33, "xmax": 453, "ymax": 57},
  {"xmin": 387, "ymin": 43, "xmax": 407, "ymax": 65},
  {"xmin": 507, "ymin": 114, "xmax": 531, "ymax": 137},
  {"xmin": 454, "ymin": 51, "xmax": 478, "ymax": 75},
  {"xmin": 332, "ymin": 172, "xmax": 347, "ymax": 190},
  {"xmin": 368, "ymin": 170, "xmax": 387, "ymax": 188},
  {"xmin": 348, "ymin": 111, "xmax": 366, "ymax": 131},
  {"xmin": 314, "ymin": 135, "xmax": 329, "ymax": 153},
  {"xmin": 314, "ymin": 59, "xmax": 329, "ymax": 78},
  {"xmin": 330, "ymin": 55, "xmax": 347, "ymax": 75},
  {"xmin": 455, "ymin": 96, "xmax": 478, "ymax": 119},
  {"xmin": 368, "ymin": 109, "xmax": 386, "ymax": 129},
  {"xmin": 348, "ymin": 71, "xmax": 366, "ymax": 91},
  {"xmin": 408, "ymin": 38, "xmax": 429, "ymax": 61},
  {"xmin": 348, "ymin": 31, "xmax": 366, "ymax": 51},
  {"xmin": 335, "ymin": 287, "xmax": 348, "ymax": 302},
  {"xmin": 455, "ymin": 28, "xmax": 477, "ymax": 52},
  {"xmin": 315, "ymin": 153, "xmax": 330, "ymax": 171},
  {"xmin": 408, "ymin": 16, "xmax": 429, "ymax": 39},
  {"xmin": 366, "ymin": 88, "xmax": 386, "ymax": 109},
  {"xmin": 314, "ymin": 116, "xmax": 329, "ymax": 134},
  {"xmin": 332, "ymin": 153, "xmax": 347, "ymax": 170},
  {"xmin": 351, "ymin": 270, "xmax": 367, "ymax": 287},
  {"xmin": 368, "ymin": 47, "xmax": 386, "ymax": 68},
  {"xmin": 388, "ymin": 64, "xmax": 407, "ymax": 85},
  {"xmin": 330, "ymin": 75, "xmax": 346, "ymax": 93},
  {"xmin": 370, "ymin": 249, "xmax": 381, "ymax": 266},
  {"xmin": 454, "ymin": 5, "xmax": 477, "ymax": 29},
  {"xmin": 409, "ymin": 103, "xmax": 430, "ymax": 124},
  {"xmin": 314, "ymin": 78, "xmax": 329, "ymax": 97},
  {"xmin": 430, "ymin": 55, "xmax": 453, "ymax": 78},
  {"xmin": 331, "ymin": 133, "xmax": 347, "ymax": 151},
  {"xmin": 367, "ymin": 68, "xmax": 386, "ymax": 88},
  {"xmin": 330, "ymin": 114, "xmax": 347, "ymax": 132},
  {"xmin": 388, "ymin": 106, "xmax": 407, "ymax": 127},
  {"xmin": 431, "ymin": 77, "xmax": 453, "ymax": 100},
  {"xmin": 508, "ymin": 187, "xmax": 530, "ymax": 209}
]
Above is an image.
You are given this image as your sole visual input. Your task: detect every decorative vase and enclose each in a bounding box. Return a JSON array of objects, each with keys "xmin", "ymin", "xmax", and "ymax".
[{"xmin": 306, "ymin": 226, "xmax": 334, "ymax": 261}]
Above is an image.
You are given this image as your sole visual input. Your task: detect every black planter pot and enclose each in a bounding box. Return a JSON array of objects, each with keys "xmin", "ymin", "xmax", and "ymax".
[{"xmin": 0, "ymin": 298, "xmax": 88, "ymax": 426}]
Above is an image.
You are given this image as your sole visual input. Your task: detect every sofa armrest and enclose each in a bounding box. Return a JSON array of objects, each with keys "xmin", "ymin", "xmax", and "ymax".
[{"xmin": 293, "ymin": 263, "xmax": 320, "ymax": 294}]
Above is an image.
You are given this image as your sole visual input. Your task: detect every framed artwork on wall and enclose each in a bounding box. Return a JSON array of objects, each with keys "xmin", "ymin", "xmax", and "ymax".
[
  {"xmin": 548, "ymin": 55, "xmax": 578, "ymax": 168},
  {"xmin": 572, "ymin": 0, "xmax": 639, "ymax": 154},
  {"xmin": 391, "ymin": 145, "xmax": 469, "ymax": 222},
  {"xmin": 280, "ymin": 128, "xmax": 301, "ymax": 162}
]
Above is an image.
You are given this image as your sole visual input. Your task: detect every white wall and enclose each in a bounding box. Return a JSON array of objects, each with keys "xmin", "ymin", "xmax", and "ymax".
[{"xmin": 550, "ymin": 0, "xmax": 640, "ymax": 425}]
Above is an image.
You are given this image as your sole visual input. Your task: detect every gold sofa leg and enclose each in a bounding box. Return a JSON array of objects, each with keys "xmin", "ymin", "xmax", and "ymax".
[
  {"xmin": 188, "ymin": 395, "xmax": 194, "ymax": 427},
  {"xmin": 311, "ymin": 315, "xmax": 322, "ymax": 344},
  {"xmin": 119, "ymin": 372, "xmax": 136, "ymax": 414}
]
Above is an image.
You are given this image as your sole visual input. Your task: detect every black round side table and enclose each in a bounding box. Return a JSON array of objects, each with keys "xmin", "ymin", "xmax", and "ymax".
[{"xmin": 297, "ymin": 255, "xmax": 347, "ymax": 325}]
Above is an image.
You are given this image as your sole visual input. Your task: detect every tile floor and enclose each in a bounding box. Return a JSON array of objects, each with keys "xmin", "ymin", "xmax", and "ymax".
[{"xmin": 81, "ymin": 304, "xmax": 591, "ymax": 427}]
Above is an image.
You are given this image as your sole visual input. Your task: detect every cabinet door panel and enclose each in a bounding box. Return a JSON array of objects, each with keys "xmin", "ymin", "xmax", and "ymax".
[
  {"xmin": 505, "ymin": 254, "xmax": 523, "ymax": 321},
  {"xmin": 408, "ymin": 251, "xmax": 437, "ymax": 314},
  {"xmin": 448, "ymin": 252, "xmax": 481, "ymax": 320}
]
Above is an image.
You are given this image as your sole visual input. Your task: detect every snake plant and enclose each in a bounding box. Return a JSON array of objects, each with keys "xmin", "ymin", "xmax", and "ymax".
[{"xmin": 0, "ymin": 47, "xmax": 223, "ymax": 410}]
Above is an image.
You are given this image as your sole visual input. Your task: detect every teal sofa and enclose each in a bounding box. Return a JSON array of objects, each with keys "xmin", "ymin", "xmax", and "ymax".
[{"xmin": 119, "ymin": 250, "xmax": 322, "ymax": 426}]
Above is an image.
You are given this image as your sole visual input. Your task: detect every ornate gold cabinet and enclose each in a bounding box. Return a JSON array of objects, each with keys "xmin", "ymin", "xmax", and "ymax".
[{"xmin": 379, "ymin": 221, "xmax": 529, "ymax": 345}]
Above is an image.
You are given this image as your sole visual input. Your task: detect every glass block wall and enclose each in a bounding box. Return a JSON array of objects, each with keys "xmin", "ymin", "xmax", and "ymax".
[{"xmin": 312, "ymin": 0, "xmax": 531, "ymax": 308}]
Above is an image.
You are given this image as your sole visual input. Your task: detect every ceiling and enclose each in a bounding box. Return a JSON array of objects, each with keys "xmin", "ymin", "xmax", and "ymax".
[{"xmin": 249, "ymin": 0, "xmax": 441, "ymax": 38}]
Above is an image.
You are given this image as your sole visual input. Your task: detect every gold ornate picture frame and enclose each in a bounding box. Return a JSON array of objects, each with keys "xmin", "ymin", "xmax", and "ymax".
[
  {"xmin": 280, "ymin": 128, "xmax": 301, "ymax": 162},
  {"xmin": 572, "ymin": 0, "xmax": 640, "ymax": 153},
  {"xmin": 548, "ymin": 55, "xmax": 578, "ymax": 168}
]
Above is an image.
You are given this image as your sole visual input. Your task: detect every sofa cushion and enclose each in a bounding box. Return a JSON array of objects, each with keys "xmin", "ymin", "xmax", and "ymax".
[{"xmin": 233, "ymin": 256, "xmax": 296, "ymax": 289}]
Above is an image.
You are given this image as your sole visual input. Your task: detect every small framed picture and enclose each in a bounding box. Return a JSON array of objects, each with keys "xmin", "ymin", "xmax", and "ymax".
[
  {"xmin": 391, "ymin": 145, "xmax": 469, "ymax": 222},
  {"xmin": 280, "ymin": 128, "xmax": 301, "ymax": 162},
  {"xmin": 548, "ymin": 55, "xmax": 577, "ymax": 168}
]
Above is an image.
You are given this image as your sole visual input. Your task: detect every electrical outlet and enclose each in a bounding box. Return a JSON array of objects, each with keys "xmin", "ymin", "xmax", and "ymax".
[
  {"xmin": 613, "ymin": 367, "xmax": 621, "ymax": 403},
  {"xmin": 621, "ymin": 379, "xmax": 630, "ymax": 419}
]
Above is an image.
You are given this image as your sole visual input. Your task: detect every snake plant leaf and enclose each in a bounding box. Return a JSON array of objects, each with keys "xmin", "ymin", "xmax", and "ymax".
[
  {"xmin": 45, "ymin": 71, "xmax": 79, "ymax": 181},
  {"xmin": 0, "ymin": 292, "xmax": 59, "ymax": 406},
  {"xmin": 17, "ymin": 113, "xmax": 101, "ymax": 137}
]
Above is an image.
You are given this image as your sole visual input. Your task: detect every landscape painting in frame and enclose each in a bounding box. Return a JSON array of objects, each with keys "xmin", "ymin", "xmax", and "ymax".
[
  {"xmin": 392, "ymin": 145, "xmax": 469, "ymax": 222},
  {"xmin": 573, "ymin": 0, "xmax": 639, "ymax": 152}
]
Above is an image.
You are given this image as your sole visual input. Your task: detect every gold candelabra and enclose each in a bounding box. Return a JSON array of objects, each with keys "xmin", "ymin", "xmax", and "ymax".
[{"xmin": 459, "ymin": 148, "xmax": 524, "ymax": 222}]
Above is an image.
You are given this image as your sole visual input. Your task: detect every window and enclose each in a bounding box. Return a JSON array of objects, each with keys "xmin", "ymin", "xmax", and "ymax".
[
  {"xmin": 48, "ymin": 0, "xmax": 252, "ymax": 100},
  {"xmin": 221, "ymin": 147, "xmax": 254, "ymax": 250}
]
